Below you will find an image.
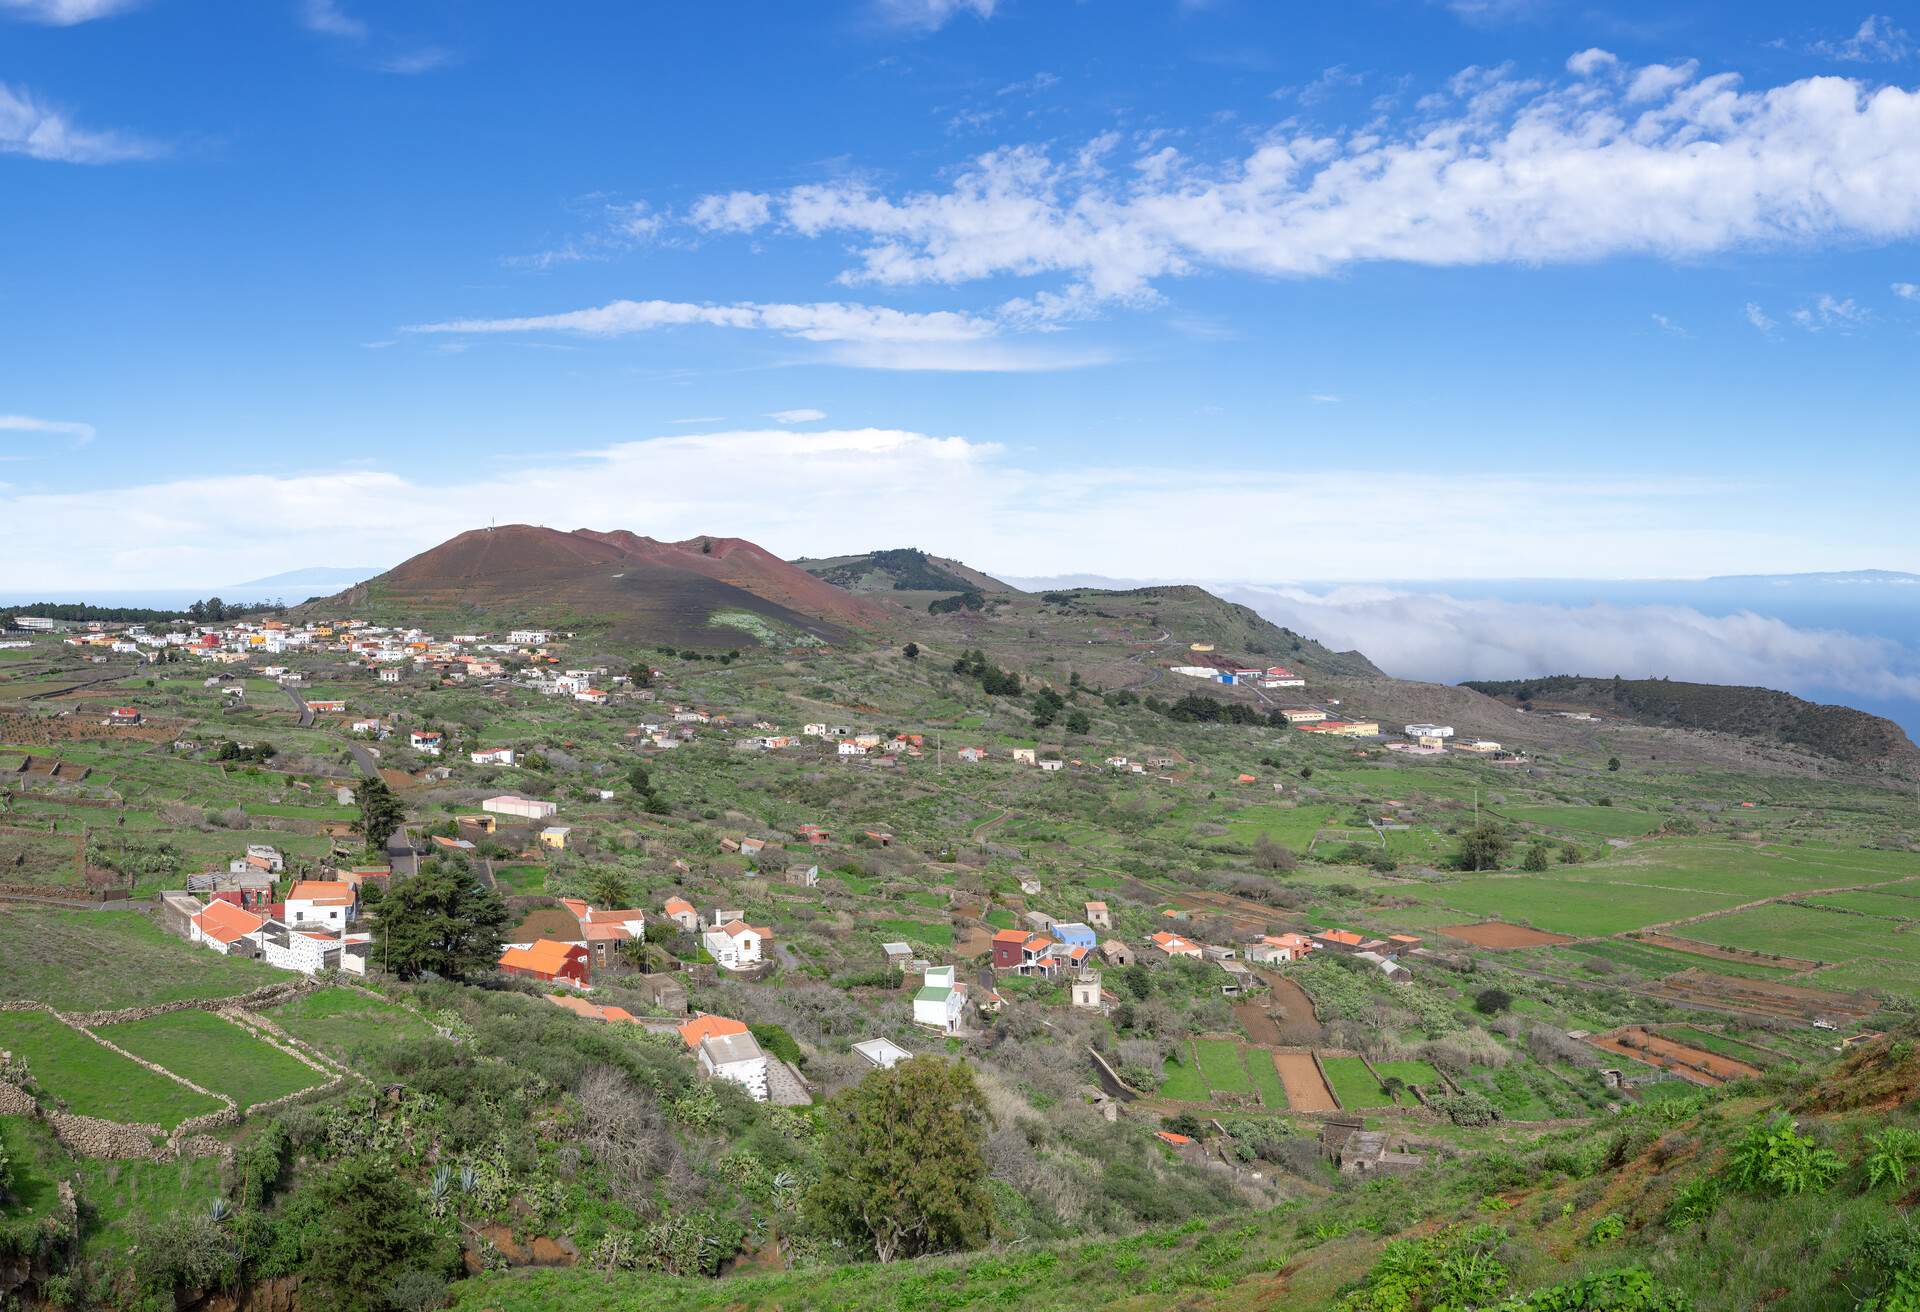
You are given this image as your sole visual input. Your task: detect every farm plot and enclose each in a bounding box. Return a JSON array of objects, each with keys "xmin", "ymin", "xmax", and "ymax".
[
  {"xmin": 1320, "ymin": 1055, "xmax": 1436, "ymax": 1108},
  {"xmin": 1215, "ymin": 804, "xmax": 1333, "ymax": 850},
  {"xmin": 1559, "ymin": 938, "xmax": 1797, "ymax": 981},
  {"xmin": 0, "ymin": 829, "xmax": 83, "ymax": 891},
  {"xmin": 1423, "ymin": 876, "xmax": 1747, "ymax": 938},
  {"xmin": 1676, "ymin": 902, "xmax": 1896, "ymax": 967},
  {"xmin": 1273, "ymin": 1051, "xmax": 1336, "ymax": 1112},
  {"xmin": 1192, "ymin": 1038, "xmax": 1256, "ymax": 1098},
  {"xmin": 871, "ymin": 918, "xmax": 953, "ymax": 947},
  {"xmin": 1798, "ymin": 890, "xmax": 1920, "ymax": 920},
  {"xmin": 1437, "ymin": 921, "xmax": 1572, "ymax": 949},
  {"xmin": 0, "ymin": 907, "xmax": 285, "ymax": 1011},
  {"xmin": 0, "ymin": 1011, "xmax": 222, "ymax": 1128},
  {"xmin": 1501, "ymin": 805, "xmax": 1660, "ymax": 837},
  {"xmin": 98, "ymin": 1010, "xmax": 322, "ymax": 1108},
  {"xmin": 1587, "ymin": 1025, "xmax": 1760, "ymax": 1087}
]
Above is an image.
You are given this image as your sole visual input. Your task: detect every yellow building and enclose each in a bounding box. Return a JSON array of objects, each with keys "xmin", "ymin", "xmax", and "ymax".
[{"xmin": 538, "ymin": 825, "xmax": 572, "ymax": 850}]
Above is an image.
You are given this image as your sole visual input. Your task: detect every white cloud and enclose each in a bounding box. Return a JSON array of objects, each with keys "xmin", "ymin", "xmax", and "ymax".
[
  {"xmin": 768, "ymin": 408, "xmax": 828, "ymax": 423},
  {"xmin": 1791, "ymin": 292, "xmax": 1867, "ymax": 331},
  {"xmin": 0, "ymin": 429, "xmax": 1861, "ymax": 592},
  {"xmin": 1221, "ymin": 585, "xmax": 1920, "ymax": 706},
  {"xmin": 0, "ymin": 413, "xmax": 95, "ymax": 444},
  {"xmin": 1565, "ymin": 48, "xmax": 1618, "ymax": 78},
  {"xmin": 0, "ymin": 82, "xmax": 159, "ymax": 163},
  {"xmin": 299, "ymin": 0, "xmax": 365, "ymax": 39},
  {"xmin": 692, "ymin": 60, "xmax": 1920, "ymax": 305},
  {"xmin": 1744, "ymin": 301, "xmax": 1778, "ymax": 334},
  {"xmin": 1650, "ymin": 313, "xmax": 1689, "ymax": 337},
  {"xmin": 871, "ymin": 0, "xmax": 995, "ymax": 31},
  {"xmin": 1310, "ymin": 393, "xmax": 1342, "ymax": 403},
  {"xmin": 1894, "ymin": 282, "xmax": 1919, "ymax": 300},
  {"xmin": 1811, "ymin": 15, "xmax": 1912, "ymax": 64},
  {"xmin": 689, "ymin": 191, "xmax": 774, "ymax": 233},
  {"xmin": 404, "ymin": 297, "xmax": 1104, "ymax": 371},
  {"xmin": 0, "ymin": 0, "xmax": 141, "ymax": 22}
]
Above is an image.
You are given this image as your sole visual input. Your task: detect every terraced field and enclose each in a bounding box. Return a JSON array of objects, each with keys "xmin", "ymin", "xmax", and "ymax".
[
  {"xmin": 0, "ymin": 1011, "xmax": 222, "ymax": 1128},
  {"xmin": 99, "ymin": 1010, "xmax": 323, "ymax": 1108}
]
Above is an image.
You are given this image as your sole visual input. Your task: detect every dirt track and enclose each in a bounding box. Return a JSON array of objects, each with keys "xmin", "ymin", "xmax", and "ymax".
[
  {"xmin": 1438, "ymin": 921, "xmax": 1573, "ymax": 949},
  {"xmin": 1273, "ymin": 1051, "xmax": 1337, "ymax": 1111},
  {"xmin": 1240, "ymin": 969, "xmax": 1325, "ymax": 1045}
]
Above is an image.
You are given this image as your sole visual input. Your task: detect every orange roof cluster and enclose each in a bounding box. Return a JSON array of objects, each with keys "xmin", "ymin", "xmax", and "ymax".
[{"xmin": 991, "ymin": 928, "xmax": 1029, "ymax": 944}]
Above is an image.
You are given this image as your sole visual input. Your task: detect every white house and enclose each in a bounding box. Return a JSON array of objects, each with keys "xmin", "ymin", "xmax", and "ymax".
[
  {"xmin": 409, "ymin": 730, "xmax": 444, "ymax": 756},
  {"xmin": 189, "ymin": 900, "xmax": 266, "ymax": 954},
  {"xmin": 1404, "ymin": 723, "xmax": 1454, "ymax": 740},
  {"xmin": 260, "ymin": 927, "xmax": 337, "ymax": 975},
  {"xmin": 244, "ymin": 844, "xmax": 285, "ymax": 873},
  {"xmin": 379, "ymin": 668, "xmax": 402, "ymax": 683},
  {"xmin": 285, "ymin": 880, "xmax": 356, "ymax": 929},
  {"xmin": 470, "ymin": 747, "xmax": 517, "ymax": 767},
  {"xmin": 482, "ymin": 795, "xmax": 558, "ymax": 820},
  {"xmin": 913, "ymin": 965, "xmax": 968, "ymax": 1034},
  {"xmin": 507, "ymin": 629, "xmax": 549, "ymax": 645},
  {"xmin": 702, "ymin": 920, "xmax": 768, "ymax": 971},
  {"xmin": 698, "ymin": 1031, "xmax": 770, "ymax": 1101},
  {"xmin": 852, "ymin": 1037, "xmax": 913, "ymax": 1070}
]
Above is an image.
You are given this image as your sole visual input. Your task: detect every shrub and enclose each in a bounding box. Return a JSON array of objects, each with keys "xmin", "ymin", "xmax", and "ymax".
[
  {"xmin": 1474, "ymin": 987, "xmax": 1513, "ymax": 1016},
  {"xmin": 1724, "ymin": 1113, "xmax": 1845, "ymax": 1197},
  {"xmin": 1865, "ymin": 1127, "xmax": 1920, "ymax": 1191}
]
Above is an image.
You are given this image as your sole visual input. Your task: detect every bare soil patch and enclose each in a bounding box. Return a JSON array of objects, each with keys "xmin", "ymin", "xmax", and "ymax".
[
  {"xmin": 953, "ymin": 925, "xmax": 992, "ymax": 959},
  {"xmin": 1588, "ymin": 1024, "xmax": 1760, "ymax": 1086},
  {"xmin": 1437, "ymin": 921, "xmax": 1573, "ymax": 949},
  {"xmin": 1244, "ymin": 969, "xmax": 1326, "ymax": 1044},
  {"xmin": 1273, "ymin": 1050, "xmax": 1336, "ymax": 1112}
]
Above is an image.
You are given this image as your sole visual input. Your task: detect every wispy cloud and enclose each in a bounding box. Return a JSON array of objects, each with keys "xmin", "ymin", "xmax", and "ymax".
[
  {"xmin": 677, "ymin": 58, "xmax": 1920, "ymax": 311},
  {"xmin": 688, "ymin": 191, "xmax": 773, "ymax": 234},
  {"xmin": 1809, "ymin": 15, "xmax": 1912, "ymax": 64},
  {"xmin": 0, "ymin": 82, "xmax": 160, "ymax": 163},
  {"xmin": 768, "ymin": 408, "xmax": 827, "ymax": 423},
  {"xmin": 0, "ymin": 0, "xmax": 141, "ymax": 22},
  {"xmin": 1791, "ymin": 292, "xmax": 1867, "ymax": 331},
  {"xmin": 404, "ymin": 297, "xmax": 1107, "ymax": 372},
  {"xmin": 377, "ymin": 47, "xmax": 452, "ymax": 75},
  {"xmin": 1894, "ymin": 282, "xmax": 1919, "ymax": 301},
  {"xmin": 1744, "ymin": 302, "xmax": 1778, "ymax": 335},
  {"xmin": 1310, "ymin": 393, "xmax": 1342, "ymax": 403},
  {"xmin": 298, "ymin": 0, "xmax": 364, "ymax": 39},
  {"xmin": 506, "ymin": 201, "xmax": 664, "ymax": 270},
  {"xmin": 1650, "ymin": 313, "xmax": 1690, "ymax": 338},
  {"xmin": 870, "ymin": 0, "xmax": 995, "ymax": 32},
  {"xmin": 0, "ymin": 413, "xmax": 95, "ymax": 444}
]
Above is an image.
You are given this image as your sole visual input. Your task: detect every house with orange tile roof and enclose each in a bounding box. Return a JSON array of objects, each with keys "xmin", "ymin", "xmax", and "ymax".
[
  {"xmin": 990, "ymin": 927, "xmax": 1029, "ymax": 971},
  {"xmin": 662, "ymin": 896, "xmax": 698, "ymax": 932},
  {"xmin": 285, "ymin": 880, "xmax": 356, "ymax": 930},
  {"xmin": 499, "ymin": 939, "xmax": 589, "ymax": 986},
  {"xmin": 1248, "ymin": 932, "xmax": 1315, "ymax": 964},
  {"xmin": 189, "ymin": 898, "xmax": 266, "ymax": 954},
  {"xmin": 702, "ymin": 919, "xmax": 769, "ymax": 971},
  {"xmin": 1150, "ymin": 930, "xmax": 1203, "ymax": 960}
]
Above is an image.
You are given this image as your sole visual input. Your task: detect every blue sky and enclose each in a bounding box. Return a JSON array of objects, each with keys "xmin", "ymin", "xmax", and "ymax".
[{"xmin": 4, "ymin": 0, "xmax": 1920, "ymax": 591}]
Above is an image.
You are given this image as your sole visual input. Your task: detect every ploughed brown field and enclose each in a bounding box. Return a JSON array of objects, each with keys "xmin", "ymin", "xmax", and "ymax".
[{"xmin": 1437, "ymin": 921, "xmax": 1575, "ymax": 949}]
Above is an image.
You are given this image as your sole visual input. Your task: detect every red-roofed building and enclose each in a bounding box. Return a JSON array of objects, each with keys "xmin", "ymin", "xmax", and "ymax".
[
  {"xmin": 677, "ymin": 1014, "xmax": 750, "ymax": 1050},
  {"xmin": 190, "ymin": 899, "xmax": 266, "ymax": 953},
  {"xmin": 499, "ymin": 939, "xmax": 588, "ymax": 986},
  {"xmin": 990, "ymin": 927, "xmax": 1029, "ymax": 971}
]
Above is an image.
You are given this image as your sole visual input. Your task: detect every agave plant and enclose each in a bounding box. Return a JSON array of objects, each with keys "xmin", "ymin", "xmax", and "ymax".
[
  {"xmin": 460, "ymin": 1162, "xmax": 477, "ymax": 1195},
  {"xmin": 427, "ymin": 1165, "xmax": 452, "ymax": 1217},
  {"xmin": 208, "ymin": 1197, "xmax": 230, "ymax": 1223},
  {"xmin": 768, "ymin": 1169, "xmax": 799, "ymax": 1210}
]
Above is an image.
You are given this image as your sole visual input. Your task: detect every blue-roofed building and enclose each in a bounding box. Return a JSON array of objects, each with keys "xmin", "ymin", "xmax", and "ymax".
[{"xmin": 1053, "ymin": 921, "xmax": 1097, "ymax": 949}]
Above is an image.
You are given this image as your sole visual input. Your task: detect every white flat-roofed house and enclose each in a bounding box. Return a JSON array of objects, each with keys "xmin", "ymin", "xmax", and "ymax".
[{"xmin": 698, "ymin": 1031, "xmax": 770, "ymax": 1101}]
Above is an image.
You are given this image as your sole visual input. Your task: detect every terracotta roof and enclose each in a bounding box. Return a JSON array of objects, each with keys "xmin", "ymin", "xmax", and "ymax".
[
  {"xmin": 991, "ymin": 928, "xmax": 1029, "ymax": 944},
  {"xmin": 193, "ymin": 899, "xmax": 265, "ymax": 945},
  {"xmin": 1318, "ymin": 930, "xmax": 1366, "ymax": 947},
  {"xmin": 1155, "ymin": 1131, "xmax": 1194, "ymax": 1146},
  {"xmin": 287, "ymin": 880, "xmax": 354, "ymax": 906},
  {"xmin": 677, "ymin": 1014, "xmax": 750, "ymax": 1050},
  {"xmin": 584, "ymin": 923, "xmax": 631, "ymax": 942},
  {"xmin": 1023, "ymin": 935, "xmax": 1053, "ymax": 953},
  {"xmin": 663, "ymin": 896, "xmax": 695, "ymax": 915},
  {"xmin": 586, "ymin": 908, "xmax": 647, "ymax": 924},
  {"xmin": 499, "ymin": 939, "xmax": 582, "ymax": 976}
]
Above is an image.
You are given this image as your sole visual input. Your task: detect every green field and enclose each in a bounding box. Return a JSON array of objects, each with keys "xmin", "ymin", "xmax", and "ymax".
[
  {"xmin": 1246, "ymin": 1050, "xmax": 1289, "ymax": 1109},
  {"xmin": 495, "ymin": 863, "xmax": 548, "ymax": 895},
  {"xmin": 1678, "ymin": 902, "xmax": 1889, "ymax": 964},
  {"xmin": 1501, "ymin": 805, "xmax": 1660, "ymax": 837},
  {"xmin": 1798, "ymin": 890, "xmax": 1920, "ymax": 920},
  {"xmin": 99, "ymin": 1010, "xmax": 322, "ymax": 1108},
  {"xmin": 1658, "ymin": 1025, "xmax": 1777, "ymax": 1068},
  {"xmin": 1422, "ymin": 874, "xmax": 1746, "ymax": 937},
  {"xmin": 0, "ymin": 1011, "xmax": 222, "ymax": 1128},
  {"xmin": 267, "ymin": 987, "xmax": 439, "ymax": 1063},
  {"xmin": 0, "ymin": 908, "xmax": 285, "ymax": 1012},
  {"xmin": 72, "ymin": 1155, "xmax": 224, "ymax": 1254},
  {"xmin": 872, "ymin": 918, "xmax": 953, "ymax": 947},
  {"xmin": 1192, "ymin": 1037, "xmax": 1255, "ymax": 1096},
  {"xmin": 1559, "ymin": 938, "xmax": 1796, "ymax": 981},
  {"xmin": 1215, "ymin": 804, "xmax": 1332, "ymax": 850},
  {"xmin": 1159, "ymin": 1048, "xmax": 1209, "ymax": 1101},
  {"xmin": 1319, "ymin": 1055, "xmax": 1438, "ymax": 1109}
]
